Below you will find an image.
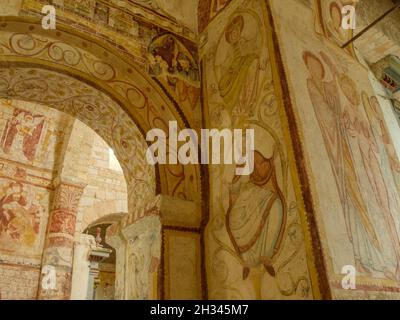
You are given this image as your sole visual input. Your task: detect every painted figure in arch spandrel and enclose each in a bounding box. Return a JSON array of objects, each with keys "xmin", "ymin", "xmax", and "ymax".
[
  {"xmin": 303, "ymin": 50, "xmax": 378, "ymax": 276},
  {"xmin": 148, "ymin": 34, "xmax": 199, "ymax": 84},
  {"xmin": 226, "ymin": 150, "xmax": 287, "ymax": 283},
  {"xmin": 216, "ymin": 14, "xmax": 261, "ymax": 127},
  {"xmin": 303, "ymin": 50, "xmax": 400, "ymax": 280}
]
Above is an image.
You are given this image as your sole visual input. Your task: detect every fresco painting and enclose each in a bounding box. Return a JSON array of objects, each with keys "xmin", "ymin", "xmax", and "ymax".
[
  {"xmin": 202, "ymin": 0, "xmax": 313, "ymax": 300},
  {"xmin": 271, "ymin": 0, "xmax": 400, "ymax": 298},
  {"xmin": 1, "ymin": 108, "xmax": 46, "ymax": 162},
  {"xmin": 304, "ymin": 50, "xmax": 400, "ymax": 280},
  {"xmin": 0, "ymin": 180, "xmax": 47, "ymax": 255}
]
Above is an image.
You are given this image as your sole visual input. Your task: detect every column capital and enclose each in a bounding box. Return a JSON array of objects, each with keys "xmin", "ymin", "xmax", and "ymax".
[{"xmin": 51, "ymin": 180, "xmax": 86, "ymax": 213}]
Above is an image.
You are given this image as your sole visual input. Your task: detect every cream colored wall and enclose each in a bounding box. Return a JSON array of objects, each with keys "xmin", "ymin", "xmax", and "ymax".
[
  {"xmin": 68, "ymin": 122, "xmax": 128, "ymax": 235},
  {"xmin": 0, "ymin": 100, "xmax": 128, "ymax": 299}
]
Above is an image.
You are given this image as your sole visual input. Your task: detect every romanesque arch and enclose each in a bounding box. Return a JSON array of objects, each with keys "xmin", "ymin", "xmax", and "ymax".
[{"xmin": 0, "ymin": 17, "xmax": 205, "ymax": 299}]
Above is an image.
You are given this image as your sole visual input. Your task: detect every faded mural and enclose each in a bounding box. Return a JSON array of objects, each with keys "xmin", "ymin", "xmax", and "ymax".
[
  {"xmin": 0, "ymin": 180, "xmax": 46, "ymax": 254},
  {"xmin": 0, "ymin": 101, "xmax": 68, "ymax": 170},
  {"xmin": 202, "ymin": 0, "xmax": 314, "ymax": 300},
  {"xmin": 0, "ymin": 100, "xmax": 69, "ymax": 259},
  {"xmin": 0, "ymin": 99, "xmax": 69, "ymax": 299},
  {"xmin": 272, "ymin": 0, "xmax": 400, "ymax": 298},
  {"xmin": 1, "ymin": 0, "xmax": 399, "ymax": 301},
  {"xmin": 1, "ymin": 108, "xmax": 45, "ymax": 162},
  {"xmin": 0, "ymin": 15, "xmax": 203, "ymax": 299}
]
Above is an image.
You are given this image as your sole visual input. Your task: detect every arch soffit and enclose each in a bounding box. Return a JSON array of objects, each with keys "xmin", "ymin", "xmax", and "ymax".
[{"xmin": 0, "ymin": 17, "xmax": 202, "ymax": 213}]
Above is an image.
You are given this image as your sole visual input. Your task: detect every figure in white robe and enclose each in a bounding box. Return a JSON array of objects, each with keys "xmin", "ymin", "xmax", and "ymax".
[{"xmin": 227, "ymin": 150, "xmax": 286, "ymax": 280}]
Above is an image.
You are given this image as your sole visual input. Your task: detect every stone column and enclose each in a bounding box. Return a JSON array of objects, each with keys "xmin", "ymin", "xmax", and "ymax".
[
  {"xmin": 38, "ymin": 180, "xmax": 86, "ymax": 300},
  {"xmin": 87, "ymin": 246, "xmax": 112, "ymax": 300},
  {"xmin": 70, "ymin": 234, "xmax": 94, "ymax": 300}
]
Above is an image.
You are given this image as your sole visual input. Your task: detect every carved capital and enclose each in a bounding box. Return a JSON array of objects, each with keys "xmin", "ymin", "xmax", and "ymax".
[{"xmin": 52, "ymin": 180, "xmax": 86, "ymax": 212}]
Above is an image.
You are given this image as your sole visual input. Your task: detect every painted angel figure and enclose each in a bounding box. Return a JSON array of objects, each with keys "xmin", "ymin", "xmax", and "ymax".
[
  {"xmin": 338, "ymin": 73, "xmax": 400, "ymax": 280},
  {"xmin": 1, "ymin": 109, "xmax": 45, "ymax": 161},
  {"xmin": 303, "ymin": 50, "xmax": 400, "ymax": 280},
  {"xmin": 303, "ymin": 51, "xmax": 386, "ymax": 276}
]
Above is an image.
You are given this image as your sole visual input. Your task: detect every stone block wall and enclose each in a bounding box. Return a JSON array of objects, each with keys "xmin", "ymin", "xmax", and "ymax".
[
  {"xmin": 0, "ymin": 99, "xmax": 128, "ymax": 299},
  {"xmin": 0, "ymin": 264, "xmax": 40, "ymax": 300}
]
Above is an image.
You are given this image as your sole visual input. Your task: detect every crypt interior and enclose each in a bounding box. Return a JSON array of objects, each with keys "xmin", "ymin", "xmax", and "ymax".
[{"xmin": 0, "ymin": 0, "xmax": 400, "ymax": 300}]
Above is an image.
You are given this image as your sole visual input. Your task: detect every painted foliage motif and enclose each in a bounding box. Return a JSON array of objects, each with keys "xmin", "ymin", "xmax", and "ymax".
[
  {"xmin": 303, "ymin": 50, "xmax": 400, "ymax": 281},
  {"xmin": 203, "ymin": 0, "xmax": 312, "ymax": 299}
]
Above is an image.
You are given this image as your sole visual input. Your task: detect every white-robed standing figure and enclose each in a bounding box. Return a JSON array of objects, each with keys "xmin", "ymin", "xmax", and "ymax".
[{"xmin": 226, "ymin": 150, "xmax": 287, "ymax": 280}]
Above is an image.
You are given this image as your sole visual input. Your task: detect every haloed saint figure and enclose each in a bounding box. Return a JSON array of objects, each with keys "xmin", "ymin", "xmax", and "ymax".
[
  {"xmin": 226, "ymin": 151, "xmax": 287, "ymax": 280},
  {"xmin": 216, "ymin": 14, "xmax": 261, "ymax": 125}
]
